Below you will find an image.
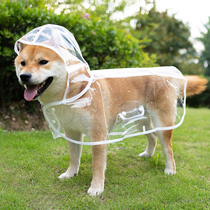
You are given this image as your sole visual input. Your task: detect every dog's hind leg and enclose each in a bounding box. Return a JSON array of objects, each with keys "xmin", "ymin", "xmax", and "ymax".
[
  {"xmin": 59, "ymin": 131, "xmax": 83, "ymax": 180},
  {"xmin": 139, "ymin": 132, "xmax": 157, "ymax": 157},
  {"xmin": 157, "ymin": 129, "xmax": 176, "ymax": 175},
  {"xmin": 152, "ymin": 110, "xmax": 176, "ymax": 175},
  {"xmin": 138, "ymin": 118, "xmax": 157, "ymax": 157}
]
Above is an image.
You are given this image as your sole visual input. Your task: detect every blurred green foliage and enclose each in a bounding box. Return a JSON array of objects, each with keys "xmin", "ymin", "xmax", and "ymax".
[
  {"xmin": 0, "ymin": 0, "xmax": 156, "ymax": 108},
  {"xmin": 200, "ymin": 17, "xmax": 210, "ymax": 76},
  {"xmin": 0, "ymin": 0, "xmax": 208, "ymax": 109},
  {"xmin": 131, "ymin": 7, "xmax": 202, "ymax": 73}
]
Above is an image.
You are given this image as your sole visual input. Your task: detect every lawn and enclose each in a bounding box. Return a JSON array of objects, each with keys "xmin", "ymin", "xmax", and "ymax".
[{"xmin": 0, "ymin": 108, "xmax": 209, "ymax": 209}]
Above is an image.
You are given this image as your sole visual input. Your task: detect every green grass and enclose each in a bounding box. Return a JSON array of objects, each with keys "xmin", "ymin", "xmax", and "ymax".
[{"xmin": 0, "ymin": 108, "xmax": 209, "ymax": 209}]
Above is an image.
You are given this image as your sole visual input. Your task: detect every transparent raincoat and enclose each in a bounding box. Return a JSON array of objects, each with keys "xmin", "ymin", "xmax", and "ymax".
[{"xmin": 15, "ymin": 24, "xmax": 187, "ymax": 145}]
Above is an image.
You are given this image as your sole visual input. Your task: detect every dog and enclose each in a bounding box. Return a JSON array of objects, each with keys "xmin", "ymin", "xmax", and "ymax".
[{"xmin": 15, "ymin": 42, "xmax": 207, "ymax": 196}]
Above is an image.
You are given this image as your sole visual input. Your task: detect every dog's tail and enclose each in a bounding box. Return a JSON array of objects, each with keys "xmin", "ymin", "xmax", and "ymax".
[{"xmin": 183, "ymin": 76, "xmax": 208, "ymax": 97}]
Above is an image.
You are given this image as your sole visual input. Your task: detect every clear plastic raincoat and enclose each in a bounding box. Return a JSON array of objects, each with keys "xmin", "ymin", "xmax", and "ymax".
[{"xmin": 14, "ymin": 24, "xmax": 187, "ymax": 145}]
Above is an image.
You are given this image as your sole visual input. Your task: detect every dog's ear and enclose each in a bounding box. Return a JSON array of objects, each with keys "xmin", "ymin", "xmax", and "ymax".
[
  {"xmin": 18, "ymin": 42, "xmax": 27, "ymax": 52},
  {"xmin": 66, "ymin": 59, "xmax": 80, "ymax": 66}
]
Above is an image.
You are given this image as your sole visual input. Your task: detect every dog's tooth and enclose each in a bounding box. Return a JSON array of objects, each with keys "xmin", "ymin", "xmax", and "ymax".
[
  {"xmin": 39, "ymin": 82, "xmax": 44, "ymax": 90},
  {"xmin": 37, "ymin": 80, "xmax": 47, "ymax": 91},
  {"xmin": 41, "ymin": 81, "xmax": 46, "ymax": 88}
]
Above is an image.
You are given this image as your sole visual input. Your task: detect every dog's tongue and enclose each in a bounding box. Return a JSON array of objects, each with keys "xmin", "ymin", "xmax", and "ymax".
[{"xmin": 24, "ymin": 85, "xmax": 39, "ymax": 101}]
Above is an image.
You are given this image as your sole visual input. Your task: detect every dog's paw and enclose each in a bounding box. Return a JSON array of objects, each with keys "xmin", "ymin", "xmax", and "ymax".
[
  {"xmin": 58, "ymin": 172, "xmax": 74, "ymax": 180},
  {"xmin": 87, "ymin": 180, "xmax": 104, "ymax": 196},
  {"xmin": 164, "ymin": 168, "xmax": 176, "ymax": 175},
  {"xmin": 139, "ymin": 151, "xmax": 152, "ymax": 157},
  {"xmin": 87, "ymin": 185, "xmax": 104, "ymax": 196},
  {"xmin": 58, "ymin": 168, "xmax": 78, "ymax": 180}
]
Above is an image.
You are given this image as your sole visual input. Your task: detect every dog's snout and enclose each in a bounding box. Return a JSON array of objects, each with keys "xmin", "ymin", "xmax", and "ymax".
[{"xmin": 20, "ymin": 73, "xmax": 32, "ymax": 83}]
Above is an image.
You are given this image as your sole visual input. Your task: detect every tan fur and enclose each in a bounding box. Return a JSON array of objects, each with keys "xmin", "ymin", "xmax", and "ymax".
[
  {"xmin": 15, "ymin": 45, "xmax": 208, "ymax": 196},
  {"xmin": 184, "ymin": 75, "xmax": 208, "ymax": 96}
]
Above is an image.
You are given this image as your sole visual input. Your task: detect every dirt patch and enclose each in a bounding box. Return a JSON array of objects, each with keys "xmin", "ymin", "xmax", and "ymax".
[{"xmin": 0, "ymin": 101, "xmax": 49, "ymax": 131}]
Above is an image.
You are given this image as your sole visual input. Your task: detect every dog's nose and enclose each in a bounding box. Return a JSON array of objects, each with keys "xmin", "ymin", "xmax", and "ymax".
[{"xmin": 20, "ymin": 73, "xmax": 32, "ymax": 83}]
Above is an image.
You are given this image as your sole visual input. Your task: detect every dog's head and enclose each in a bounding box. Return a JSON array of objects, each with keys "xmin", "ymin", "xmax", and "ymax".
[
  {"xmin": 15, "ymin": 43, "xmax": 67, "ymax": 103},
  {"xmin": 14, "ymin": 24, "xmax": 90, "ymax": 104}
]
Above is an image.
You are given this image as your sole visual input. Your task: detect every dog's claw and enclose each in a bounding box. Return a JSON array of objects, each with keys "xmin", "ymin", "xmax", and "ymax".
[
  {"xmin": 87, "ymin": 186, "xmax": 104, "ymax": 196},
  {"xmin": 164, "ymin": 168, "xmax": 176, "ymax": 175}
]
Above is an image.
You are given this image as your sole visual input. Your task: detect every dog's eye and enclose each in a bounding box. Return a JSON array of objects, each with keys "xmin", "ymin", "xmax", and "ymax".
[
  {"xmin": 21, "ymin": 61, "xmax": 26, "ymax": 66},
  {"xmin": 39, "ymin": 60, "xmax": 49, "ymax": 65}
]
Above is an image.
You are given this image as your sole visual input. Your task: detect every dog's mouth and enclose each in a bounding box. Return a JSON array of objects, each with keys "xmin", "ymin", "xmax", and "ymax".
[{"xmin": 24, "ymin": 77, "xmax": 53, "ymax": 101}]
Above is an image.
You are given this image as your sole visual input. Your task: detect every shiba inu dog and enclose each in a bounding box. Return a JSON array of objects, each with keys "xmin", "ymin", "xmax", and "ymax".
[{"xmin": 15, "ymin": 36, "xmax": 207, "ymax": 196}]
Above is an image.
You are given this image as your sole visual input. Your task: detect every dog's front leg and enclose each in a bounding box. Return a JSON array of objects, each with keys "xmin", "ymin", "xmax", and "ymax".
[
  {"xmin": 59, "ymin": 132, "xmax": 83, "ymax": 180},
  {"xmin": 87, "ymin": 144, "xmax": 107, "ymax": 196}
]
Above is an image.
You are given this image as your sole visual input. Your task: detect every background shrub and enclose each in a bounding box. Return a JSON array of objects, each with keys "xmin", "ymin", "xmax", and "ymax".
[
  {"xmin": 0, "ymin": 0, "xmax": 156, "ymax": 109},
  {"xmin": 0, "ymin": 0, "xmax": 209, "ymax": 110}
]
